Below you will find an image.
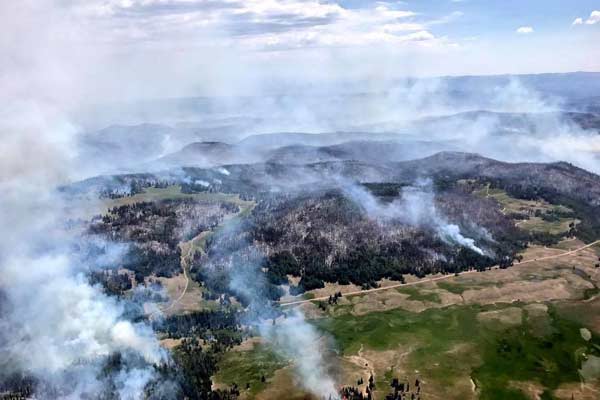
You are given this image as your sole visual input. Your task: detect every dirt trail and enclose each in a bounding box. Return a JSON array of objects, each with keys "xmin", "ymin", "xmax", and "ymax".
[
  {"xmin": 148, "ymin": 240, "xmax": 193, "ymax": 318},
  {"xmin": 149, "ymin": 203, "xmax": 255, "ymax": 317},
  {"xmin": 346, "ymin": 344, "xmax": 375, "ymax": 394},
  {"xmin": 279, "ymin": 240, "xmax": 600, "ymax": 307},
  {"xmin": 163, "ymin": 245, "xmax": 193, "ymax": 313}
]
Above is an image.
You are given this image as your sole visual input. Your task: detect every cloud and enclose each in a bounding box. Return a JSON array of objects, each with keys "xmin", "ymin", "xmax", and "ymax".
[
  {"xmin": 429, "ymin": 10, "xmax": 464, "ymax": 25},
  {"xmin": 516, "ymin": 26, "xmax": 534, "ymax": 34},
  {"xmin": 585, "ymin": 10, "xmax": 600, "ymax": 25},
  {"xmin": 67, "ymin": 0, "xmax": 453, "ymax": 51},
  {"xmin": 573, "ymin": 10, "xmax": 600, "ymax": 26}
]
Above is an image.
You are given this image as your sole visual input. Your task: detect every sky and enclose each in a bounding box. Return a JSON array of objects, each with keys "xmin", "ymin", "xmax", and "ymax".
[{"xmin": 1, "ymin": 1, "xmax": 599, "ymax": 100}]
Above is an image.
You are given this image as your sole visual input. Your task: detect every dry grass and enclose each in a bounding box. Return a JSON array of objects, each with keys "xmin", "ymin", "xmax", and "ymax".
[
  {"xmin": 508, "ymin": 381, "xmax": 545, "ymax": 400},
  {"xmin": 254, "ymin": 367, "xmax": 315, "ymax": 400},
  {"xmin": 474, "ymin": 186, "xmax": 577, "ymax": 234},
  {"xmin": 105, "ymin": 186, "xmax": 253, "ymax": 209},
  {"xmin": 153, "ymin": 272, "xmax": 210, "ymax": 316},
  {"xmin": 298, "ymin": 239, "xmax": 600, "ymax": 320},
  {"xmin": 553, "ymin": 382, "xmax": 600, "ymax": 400},
  {"xmin": 477, "ymin": 307, "xmax": 523, "ymax": 328},
  {"xmin": 160, "ymin": 338, "xmax": 183, "ymax": 349}
]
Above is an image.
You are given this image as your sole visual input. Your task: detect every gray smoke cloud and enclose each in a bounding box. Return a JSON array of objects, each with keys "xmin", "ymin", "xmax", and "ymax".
[
  {"xmin": 0, "ymin": 2, "xmax": 170, "ymax": 398},
  {"xmin": 77, "ymin": 76, "xmax": 599, "ymax": 177},
  {"xmin": 259, "ymin": 311, "xmax": 338, "ymax": 398},
  {"xmin": 207, "ymin": 223, "xmax": 340, "ymax": 400},
  {"xmin": 0, "ymin": 103, "xmax": 170, "ymax": 397},
  {"xmin": 342, "ymin": 179, "xmax": 485, "ymax": 255},
  {"xmin": 0, "ymin": 176, "xmax": 169, "ymax": 399},
  {"xmin": 1, "ymin": 1, "xmax": 598, "ymax": 399}
]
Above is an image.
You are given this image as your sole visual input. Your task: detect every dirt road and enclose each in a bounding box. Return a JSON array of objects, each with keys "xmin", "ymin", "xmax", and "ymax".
[
  {"xmin": 149, "ymin": 202, "xmax": 255, "ymax": 317},
  {"xmin": 148, "ymin": 238, "xmax": 194, "ymax": 318},
  {"xmin": 279, "ymin": 239, "xmax": 600, "ymax": 307}
]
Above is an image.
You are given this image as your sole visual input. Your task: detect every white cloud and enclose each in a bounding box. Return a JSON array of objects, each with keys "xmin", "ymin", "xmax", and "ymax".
[
  {"xmin": 572, "ymin": 11, "xmax": 600, "ymax": 26},
  {"xmin": 383, "ymin": 22, "xmax": 425, "ymax": 33},
  {"xmin": 585, "ymin": 10, "xmax": 600, "ymax": 25},
  {"xmin": 516, "ymin": 26, "xmax": 534, "ymax": 34},
  {"xmin": 234, "ymin": 3, "xmax": 465, "ymax": 50},
  {"xmin": 63, "ymin": 0, "xmax": 457, "ymax": 51},
  {"xmin": 430, "ymin": 10, "xmax": 463, "ymax": 25}
]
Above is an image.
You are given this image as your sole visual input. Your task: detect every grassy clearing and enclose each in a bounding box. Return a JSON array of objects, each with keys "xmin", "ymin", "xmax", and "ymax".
[
  {"xmin": 555, "ymin": 296, "xmax": 600, "ymax": 335},
  {"xmin": 436, "ymin": 280, "xmax": 500, "ymax": 295},
  {"xmin": 474, "ymin": 186, "xmax": 577, "ymax": 235},
  {"xmin": 519, "ymin": 217, "xmax": 578, "ymax": 236},
  {"xmin": 473, "ymin": 307, "xmax": 596, "ymax": 399},
  {"xmin": 180, "ymin": 230, "xmax": 213, "ymax": 265},
  {"xmin": 396, "ymin": 286, "xmax": 441, "ymax": 303},
  {"xmin": 436, "ymin": 281, "xmax": 468, "ymax": 295},
  {"xmin": 213, "ymin": 344, "xmax": 288, "ymax": 398},
  {"xmin": 316, "ymin": 302, "xmax": 600, "ymax": 399}
]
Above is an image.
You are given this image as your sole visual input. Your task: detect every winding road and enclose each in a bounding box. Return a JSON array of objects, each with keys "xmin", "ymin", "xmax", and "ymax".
[{"xmin": 148, "ymin": 239, "xmax": 193, "ymax": 318}]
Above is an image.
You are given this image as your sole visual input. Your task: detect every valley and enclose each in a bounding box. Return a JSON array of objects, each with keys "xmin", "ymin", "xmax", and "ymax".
[
  {"xmin": 4, "ymin": 3, "xmax": 600, "ymax": 399},
  {"xmin": 55, "ymin": 152, "xmax": 600, "ymax": 400},
  {"xmin": 215, "ymin": 238, "xmax": 600, "ymax": 400}
]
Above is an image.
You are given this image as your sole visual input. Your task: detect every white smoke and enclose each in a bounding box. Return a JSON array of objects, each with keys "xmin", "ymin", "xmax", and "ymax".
[
  {"xmin": 216, "ymin": 167, "xmax": 231, "ymax": 176},
  {"xmin": 0, "ymin": 2, "xmax": 168, "ymax": 397},
  {"xmin": 260, "ymin": 310, "xmax": 339, "ymax": 399},
  {"xmin": 0, "ymin": 189, "xmax": 168, "ymax": 398},
  {"xmin": 0, "ymin": 144, "xmax": 168, "ymax": 397},
  {"xmin": 343, "ymin": 179, "xmax": 485, "ymax": 255},
  {"xmin": 400, "ymin": 183, "xmax": 484, "ymax": 254},
  {"xmin": 210, "ymin": 224, "xmax": 340, "ymax": 400}
]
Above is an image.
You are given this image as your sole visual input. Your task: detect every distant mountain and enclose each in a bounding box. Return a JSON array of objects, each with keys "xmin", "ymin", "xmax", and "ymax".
[
  {"xmin": 360, "ymin": 110, "xmax": 600, "ymax": 136},
  {"xmin": 154, "ymin": 137, "xmax": 458, "ymax": 168},
  {"xmin": 265, "ymin": 140, "xmax": 458, "ymax": 165},
  {"xmin": 152, "ymin": 107, "xmax": 600, "ymax": 170},
  {"xmin": 76, "ymin": 98, "xmax": 600, "ymax": 175},
  {"xmin": 393, "ymin": 152, "xmax": 600, "ymax": 206},
  {"xmin": 437, "ymin": 71, "xmax": 600, "ymax": 102},
  {"xmin": 157, "ymin": 141, "xmax": 239, "ymax": 167},
  {"xmin": 236, "ymin": 131, "xmax": 406, "ymax": 149}
]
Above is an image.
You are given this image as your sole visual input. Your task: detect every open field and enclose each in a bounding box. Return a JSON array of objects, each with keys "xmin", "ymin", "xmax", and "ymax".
[
  {"xmin": 222, "ymin": 299, "xmax": 600, "ymax": 399},
  {"xmin": 316, "ymin": 300, "xmax": 600, "ymax": 400},
  {"xmin": 72, "ymin": 185, "xmax": 255, "ymax": 220},
  {"xmin": 120, "ymin": 185, "xmax": 600, "ymax": 399},
  {"xmin": 219, "ymin": 240, "xmax": 600, "ymax": 399},
  {"xmin": 473, "ymin": 186, "xmax": 578, "ymax": 235},
  {"xmin": 280, "ymin": 239, "xmax": 600, "ymax": 310},
  {"xmin": 105, "ymin": 185, "xmax": 253, "ymax": 209},
  {"xmin": 212, "ymin": 341, "xmax": 290, "ymax": 399}
]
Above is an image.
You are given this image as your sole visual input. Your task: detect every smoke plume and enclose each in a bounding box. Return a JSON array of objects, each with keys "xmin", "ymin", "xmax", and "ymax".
[
  {"xmin": 343, "ymin": 179, "xmax": 485, "ymax": 255},
  {"xmin": 206, "ymin": 222, "xmax": 340, "ymax": 399}
]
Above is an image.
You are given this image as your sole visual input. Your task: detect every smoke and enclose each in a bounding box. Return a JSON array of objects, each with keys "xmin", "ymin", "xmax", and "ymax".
[
  {"xmin": 260, "ymin": 311, "xmax": 338, "ymax": 398},
  {"xmin": 74, "ymin": 76, "xmax": 600, "ymax": 177},
  {"xmin": 206, "ymin": 222, "xmax": 340, "ymax": 399},
  {"xmin": 343, "ymin": 179, "xmax": 485, "ymax": 255},
  {"xmin": 1, "ymin": 1, "xmax": 597, "ymax": 398},
  {"xmin": 0, "ymin": 110, "xmax": 169, "ymax": 397},
  {"xmin": 0, "ymin": 189, "xmax": 169, "ymax": 398},
  {"xmin": 0, "ymin": 2, "xmax": 170, "ymax": 398}
]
